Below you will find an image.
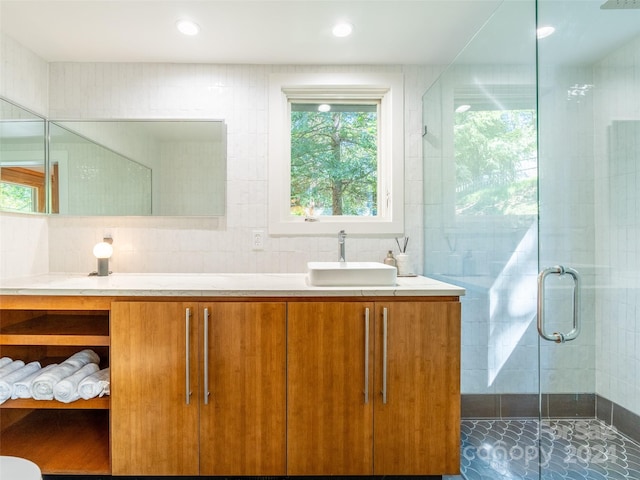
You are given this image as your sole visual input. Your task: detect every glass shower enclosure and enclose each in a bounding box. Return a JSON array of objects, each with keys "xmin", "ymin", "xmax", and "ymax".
[{"xmin": 423, "ymin": 0, "xmax": 640, "ymax": 478}]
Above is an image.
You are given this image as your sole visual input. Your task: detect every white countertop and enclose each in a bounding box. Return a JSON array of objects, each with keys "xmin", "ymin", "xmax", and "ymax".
[{"xmin": 0, "ymin": 273, "xmax": 465, "ymax": 298}]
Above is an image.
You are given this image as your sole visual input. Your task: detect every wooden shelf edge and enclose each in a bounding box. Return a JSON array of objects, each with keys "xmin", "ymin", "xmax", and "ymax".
[
  {"xmin": 1, "ymin": 396, "xmax": 110, "ymax": 409},
  {"xmin": 0, "ymin": 334, "xmax": 110, "ymax": 346},
  {"xmin": 0, "ymin": 295, "xmax": 114, "ymax": 310}
]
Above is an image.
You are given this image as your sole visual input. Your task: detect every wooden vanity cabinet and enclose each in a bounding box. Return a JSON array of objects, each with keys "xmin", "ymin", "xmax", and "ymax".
[
  {"xmin": 110, "ymin": 300, "xmax": 286, "ymax": 476},
  {"xmin": 373, "ymin": 301, "xmax": 461, "ymax": 475},
  {"xmin": 287, "ymin": 299, "xmax": 461, "ymax": 476},
  {"xmin": 287, "ymin": 302, "xmax": 375, "ymax": 475},
  {"xmin": 199, "ymin": 301, "xmax": 286, "ymax": 475},
  {"xmin": 110, "ymin": 301, "xmax": 199, "ymax": 475},
  {"xmin": 1, "ymin": 294, "xmax": 459, "ymax": 477}
]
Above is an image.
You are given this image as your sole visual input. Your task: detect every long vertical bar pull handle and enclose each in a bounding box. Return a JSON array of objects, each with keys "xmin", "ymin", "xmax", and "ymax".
[
  {"xmin": 382, "ymin": 307, "xmax": 388, "ymax": 404},
  {"xmin": 537, "ymin": 265, "xmax": 581, "ymax": 343},
  {"xmin": 203, "ymin": 307, "xmax": 210, "ymax": 405},
  {"xmin": 364, "ymin": 308, "xmax": 370, "ymax": 404},
  {"xmin": 185, "ymin": 307, "xmax": 191, "ymax": 404}
]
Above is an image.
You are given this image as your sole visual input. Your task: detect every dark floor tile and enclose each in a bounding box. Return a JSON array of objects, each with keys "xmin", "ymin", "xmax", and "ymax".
[{"xmin": 460, "ymin": 418, "xmax": 640, "ymax": 480}]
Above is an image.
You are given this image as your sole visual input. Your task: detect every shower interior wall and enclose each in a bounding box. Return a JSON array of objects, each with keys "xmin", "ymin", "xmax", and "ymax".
[{"xmin": 592, "ymin": 35, "xmax": 640, "ymax": 417}]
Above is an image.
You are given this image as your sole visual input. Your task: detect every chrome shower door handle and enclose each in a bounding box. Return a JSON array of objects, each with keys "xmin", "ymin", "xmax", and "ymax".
[{"xmin": 537, "ymin": 265, "xmax": 581, "ymax": 343}]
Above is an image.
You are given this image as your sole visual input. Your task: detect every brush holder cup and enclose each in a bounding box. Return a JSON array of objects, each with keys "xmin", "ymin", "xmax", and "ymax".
[{"xmin": 395, "ymin": 253, "xmax": 413, "ymax": 276}]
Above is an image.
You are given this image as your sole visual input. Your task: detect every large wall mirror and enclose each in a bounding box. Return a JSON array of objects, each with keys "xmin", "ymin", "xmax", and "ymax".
[
  {"xmin": 49, "ymin": 120, "xmax": 226, "ymax": 216},
  {"xmin": 0, "ymin": 98, "xmax": 47, "ymax": 214},
  {"xmin": 0, "ymin": 98, "xmax": 227, "ymax": 217}
]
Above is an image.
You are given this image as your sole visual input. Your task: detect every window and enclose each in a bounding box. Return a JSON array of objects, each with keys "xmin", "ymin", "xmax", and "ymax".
[
  {"xmin": 269, "ymin": 73, "xmax": 404, "ymax": 235},
  {"xmin": 290, "ymin": 101, "xmax": 378, "ymax": 218}
]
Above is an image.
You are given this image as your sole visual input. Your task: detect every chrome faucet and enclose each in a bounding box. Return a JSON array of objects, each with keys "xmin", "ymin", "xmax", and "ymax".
[{"xmin": 338, "ymin": 230, "xmax": 347, "ymax": 262}]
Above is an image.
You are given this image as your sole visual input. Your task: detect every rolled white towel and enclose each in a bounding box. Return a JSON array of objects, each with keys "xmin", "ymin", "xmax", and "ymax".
[
  {"xmin": 31, "ymin": 350, "xmax": 99, "ymax": 400},
  {"xmin": 0, "ymin": 361, "xmax": 41, "ymax": 404},
  {"xmin": 53, "ymin": 363, "xmax": 99, "ymax": 403},
  {"xmin": 0, "ymin": 357, "xmax": 13, "ymax": 368},
  {"xmin": 13, "ymin": 364, "xmax": 58, "ymax": 399},
  {"xmin": 78, "ymin": 367, "xmax": 110, "ymax": 400},
  {"xmin": 64, "ymin": 349, "xmax": 101, "ymax": 368},
  {"xmin": 0, "ymin": 360, "xmax": 25, "ymax": 378}
]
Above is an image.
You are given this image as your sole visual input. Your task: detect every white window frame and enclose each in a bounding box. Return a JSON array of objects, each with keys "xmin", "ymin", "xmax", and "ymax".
[{"xmin": 268, "ymin": 72, "xmax": 404, "ymax": 235}]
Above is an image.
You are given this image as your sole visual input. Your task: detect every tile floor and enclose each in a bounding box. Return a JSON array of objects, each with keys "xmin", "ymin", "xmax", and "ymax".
[{"xmin": 446, "ymin": 418, "xmax": 640, "ymax": 480}]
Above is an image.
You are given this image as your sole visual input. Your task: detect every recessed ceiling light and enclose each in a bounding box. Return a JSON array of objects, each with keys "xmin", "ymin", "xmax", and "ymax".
[
  {"xmin": 332, "ymin": 22, "xmax": 353, "ymax": 38},
  {"xmin": 318, "ymin": 104, "xmax": 331, "ymax": 112},
  {"xmin": 176, "ymin": 19, "xmax": 200, "ymax": 36},
  {"xmin": 455, "ymin": 104, "xmax": 471, "ymax": 113},
  {"xmin": 536, "ymin": 25, "xmax": 555, "ymax": 39}
]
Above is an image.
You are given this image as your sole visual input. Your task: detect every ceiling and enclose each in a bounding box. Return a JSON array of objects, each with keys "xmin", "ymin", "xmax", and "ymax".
[
  {"xmin": 1, "ymin": 1, "xmax": 638, "ymax": 68},
  {"xmin": 0, "ymin": 0, "xmax": 503, "ymax": 65}
]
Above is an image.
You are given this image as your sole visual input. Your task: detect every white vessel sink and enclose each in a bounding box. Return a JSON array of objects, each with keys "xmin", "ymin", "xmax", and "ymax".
[{"xmin": 306, "ymin": 261, "xmax": 397, "ymax": 287}]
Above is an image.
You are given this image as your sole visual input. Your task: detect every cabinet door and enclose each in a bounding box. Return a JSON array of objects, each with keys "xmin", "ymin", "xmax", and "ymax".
[
  {"xmin": 287, "ymin": 302, "xmax": 374, "ymax": 475},
  {"xmin": 373, "ymin": 301, "xmax": 461, "ymax": 475},
  {"xmin": 199, "ymin": 302, "xmax": 286, "ymax": 475},
  {"xmin": 111, "ymin": 302, "xmax": 199, "ymax": 476}
]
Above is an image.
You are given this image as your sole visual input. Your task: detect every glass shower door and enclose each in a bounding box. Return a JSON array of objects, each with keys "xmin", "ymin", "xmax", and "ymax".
[
  {"xmin": 423, "ymin": 1, "xmax": 640, "ymax": 478},
  {"xmin": 422, "ymin": 1, "xmax": 543, "ymax": 478},
  {"xmin": 536, "ymin": 1, "xmax": 640, "ymax": 479}
]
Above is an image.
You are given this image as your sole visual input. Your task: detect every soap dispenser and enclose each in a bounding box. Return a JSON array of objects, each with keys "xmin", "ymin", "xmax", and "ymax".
[{"xmin": 383, "ymin": 250, "xmax": 397, "ymax": 267}]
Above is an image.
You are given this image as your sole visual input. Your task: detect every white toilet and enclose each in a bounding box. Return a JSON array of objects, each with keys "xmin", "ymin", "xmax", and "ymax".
[{"xmin": 0, "ymin": 456, "xmax": 42, "ymax": 480}]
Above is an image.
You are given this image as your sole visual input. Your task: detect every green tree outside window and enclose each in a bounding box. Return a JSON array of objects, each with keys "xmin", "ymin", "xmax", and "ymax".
[{"xmin": 290, "ymin": 103, "xmax": 378, "ymax": 217}]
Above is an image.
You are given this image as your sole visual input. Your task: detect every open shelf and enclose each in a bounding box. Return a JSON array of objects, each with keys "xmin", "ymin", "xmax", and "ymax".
[
  {"xmin": 0, "ymin": 301, "xmax": 112, "ymax": 476},
  {"xmin": 0, "ymin": 313, "xmax": 109, "ymax": 346},
  {"xmin": 0, "ymin": 409, "xmax": 110, "ymax": 475}
]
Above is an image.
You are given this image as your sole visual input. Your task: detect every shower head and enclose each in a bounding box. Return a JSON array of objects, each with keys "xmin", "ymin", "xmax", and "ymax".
[{"xmin": 601, "ymin": 0, "xmax": 640, "ymax": 9}]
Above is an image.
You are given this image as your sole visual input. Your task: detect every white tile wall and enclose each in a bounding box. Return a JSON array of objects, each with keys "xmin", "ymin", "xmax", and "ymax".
[
  {"xmin": 43, "ymin": 62, "xmax": 442, "ymax": 274},
  {"xmin": 0, "ymin": 212, "xmax": 49, "ymax": 278},
  {"xmin": 0, "ymin": 33, "xmax": 48, "ymax": 114},
  {"xmin": 593, "ymin": 36, "xmax": 640, "ymax": 417},
  {"xmin": 0, "ymin": 34, "xmax": 443, "ymax": 277}
]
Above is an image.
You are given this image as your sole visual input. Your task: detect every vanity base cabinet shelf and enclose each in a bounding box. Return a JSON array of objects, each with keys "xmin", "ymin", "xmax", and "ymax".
[
  {"xmin": 0, "ymin": 409, "xmax": 110, "ymax": 475},
  {"xmin": 0, "ymin": 299, "xmax": 111, "ymax": 475},
  {"xmin": 0, "ymin": 397, "xmax": 109, "ymax": 409}
]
